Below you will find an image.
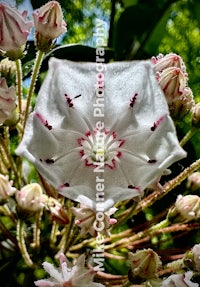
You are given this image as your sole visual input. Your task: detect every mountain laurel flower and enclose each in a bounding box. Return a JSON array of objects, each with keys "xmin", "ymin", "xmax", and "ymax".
[
  {"xmin": 32, "ymin": 1, "xmax": 67, "ymax": 52},
  {"xmin": 16, "ymin": 59, "xmax": 186, "ymax": 211},
  {"xmin": 0, "ymin": 77, "xmax": 16, "ymax": 125},
  {"xmin": 47, "ymin": 197, "xmax": 69, "ymax": 225},
  {"xmin": 34, "ymin": 253, "xmax": 104, "ymax": 287},
  {"xmin": 128, "ymin": 249, "xmax": 162, "ymax": 281},
  {"xmin": 16, "ymin": 183, "xmax": 47, "ymax": 214},
  {"xmin": 167, "ymin": 194, "xmax": 200, "ymax": 223},
  {"xmin": 161, "ymin": 271, "xmax": 198, "ymax": 287},
  {"xmin": 152, "ymin": 53, "xmax": 194, "ymax": 120},
  {"xmin": 0, "ymin": 3, "xmax": 33, "ymax": 59},
  {"xmin": 0, "ymin": 174, "xmax": 16, "ymax": 203},
  {"xmin": 71, "ymin": 205, "xmax": 117, "ymax": 236}
]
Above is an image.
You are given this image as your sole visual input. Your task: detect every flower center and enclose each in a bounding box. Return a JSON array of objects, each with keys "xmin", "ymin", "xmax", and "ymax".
[{"xmin": 77, "ymin": 129, "xmax": 124, "ymax": 169}]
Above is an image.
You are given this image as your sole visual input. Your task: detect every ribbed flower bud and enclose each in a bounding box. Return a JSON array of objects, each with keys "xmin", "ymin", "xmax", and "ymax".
[
  {"xmin": 0, "ymin": 77, "xmax": 16, "ymax": 125},
  {"xmin": 187, "ymin": 172, "xmax": 200, "ymax": 192},
  {"xmin": 32, "ymin": 1, "xmax": 67, "ymax": 52},
  {"xmin": 0, "ymin": 174, "xmax": 16, "ymax": 203},
  {"xmin": 167, "ymin": 194, "xmax": 200, "ymax": 223},
  {"xmin": 16, "ymin": 183, "xmax": 47, "ymax": 216},
  {"xmin": 152, "ymin": 53, "xmax": 187, "ymax": 73},
  {"xmin": 128, "ymin": 249, "xmax": 162, "ymax": 282},
  {"xmin": 47, "ymin": 197, "xmax": 69, "ymax": 225},
  {"xmin": 0, "ymin": 58, "xmax": 16, "ymax": 86},
  {"xmin": 191, "ymin": 103, "xmax": 200, "ymax": 128},
  {"xmin": 0, "ymin": 3, "xmax": 33, "ymax": 60},
  {"xmin": 152, "ymin": 53, "xmax": 194, "ymax": 120}
]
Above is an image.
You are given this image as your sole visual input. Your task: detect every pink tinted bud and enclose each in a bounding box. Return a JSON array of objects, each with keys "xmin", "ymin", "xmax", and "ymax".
[
  {"xmin": 16, "ymin": 183, "xmax": 46, "ymax": 214},
  {"xmin": 157, "ymin": 67, "xmax": 187, "ymax": 101},
  {"xmin": 170, "ymin": 194, "xmax": 200, "ymax": 222},
  {"xmin": 169, "ymin": 87, "xmax": 194, "ymax": 119},
  {"xmin": 152, "ymin": 53, "xmax": 194, "ymax": 120},
  {"xmin": 152, "ymin": 53, "xmax": 187, "ymax": 74},
  {"xmin": 0, "ymin": 3, "xmax": 33, "ymax": 59},
  {"xmin": 0, "ymin": 78, "xmax": 16, "ymax": 125},
  {"xmin": 187, "ymin": 172, "xmax": 200, "ymax": 191},
  {"xmin": 33, "ymin": 1, "xmax": 67, "ymax": 51},
  {"xmin": 176, "ymin": 194, "xmax": 200, "ymax": 220},
  {"xmin": 192, "ymin": 103, "xmax": 200, "ymax": 128}
]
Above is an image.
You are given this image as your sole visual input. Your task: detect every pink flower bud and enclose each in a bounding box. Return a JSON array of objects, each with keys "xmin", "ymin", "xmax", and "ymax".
[
  {"xmin": 152, "ymin": 53, "xmax": 187, "ymax": 74},
  {"xmin": 0, "ymin": 3, "xmax": 33, "ymax": 59},
  {"xmin": 33, "ymin": 1, "xmax": 67, "ymax": 51},
  {"xmin": 0, "ymin": 174, "xmax": 16, "ymax": 203},
  {"xmin": 187, "ymin": 172, "xmax": 200, "ymax": 191},
  {"xmin": 192, "ymin": 103, "xmax": 200, "ymax": 128},
  {"xmin": 168, "ymin": 194, "xmax": 200, "ymax": 223},
  {"xmin": 157, "ymin": 67, "xmax": 187, "ymax": 102},
  {"xmin": 152, "ymin": 53, "xmax": 194, "ymax": 120},
  {"xmin": 16, "ymin": 183, "xmax": 47, "ymax": 214},
  {"xmin": 0, "ymin": 78, "xmax": 16, "ymax": 125},
  {"xmin": 175, "ymin": 194, "xmax": 200, "ymax": 221}
]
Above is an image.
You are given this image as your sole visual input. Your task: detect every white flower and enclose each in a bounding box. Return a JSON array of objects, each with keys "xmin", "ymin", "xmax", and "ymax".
[
  {"xmin": 161, "ymin": 271, "xmax": 198, "ymax": 287},
  {"xmin": 34, "ymin": 253, "xmax": 104, "ymax": 287},
  {"xmin": 16, "ymin": 58, "xmax": 186, "ymax": 211}
]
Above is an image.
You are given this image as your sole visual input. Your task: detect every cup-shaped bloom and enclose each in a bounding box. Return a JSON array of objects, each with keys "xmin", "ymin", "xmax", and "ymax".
[
  {"xmin": 16, "ymin": 183, "xmax": 46, "ymax": 214},
  {"xmin": 0, "ymin": 77, "xmax": 16, "ymax": 125},
  {"xmin": 0, "ymin": 3, "xmax": 33, "ymax": 59},
  {"xmin": 128, "ymin": 249, "xmax": 162, "ymax": 281},
  {"xmin": 0, "ymin": 174, "xmax": 16, "ymax": 203},
  {"xmin": 34, "ymin": 253, "xmax": 104, "ymax": 287},
  {"xmin": 33, "ymin": 1, "xmax": 67, "ymax": 51},
  {"xmin": 161, "ymin": 271, "xmax": 198, "ymax": 287},
  {"xmin": 16, "ymin": 59, "xmax": 186, "ymax": 211}
]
